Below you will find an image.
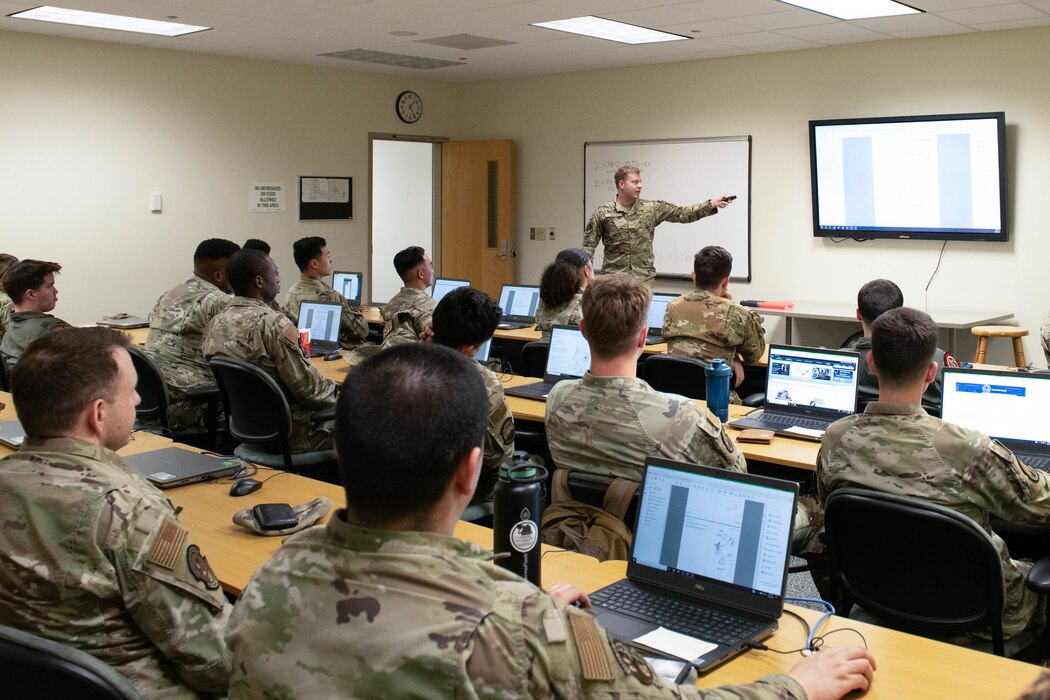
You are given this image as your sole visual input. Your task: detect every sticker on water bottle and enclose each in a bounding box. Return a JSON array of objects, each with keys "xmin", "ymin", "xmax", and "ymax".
[{"xmin": 510, "ymin": 520, "xmax": 538, "ymax": 553}]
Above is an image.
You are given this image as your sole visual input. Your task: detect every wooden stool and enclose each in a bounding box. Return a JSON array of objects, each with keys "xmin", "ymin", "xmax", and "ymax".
[{"xmin": 971, "ymin": 326, "xmax": 1028, "ymax": 366}]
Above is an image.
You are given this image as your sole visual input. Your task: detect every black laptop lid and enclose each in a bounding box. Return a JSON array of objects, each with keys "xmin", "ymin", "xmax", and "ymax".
[{"xmin": 763, "ymin": 344, "xmax": 860, "ymax": 421}]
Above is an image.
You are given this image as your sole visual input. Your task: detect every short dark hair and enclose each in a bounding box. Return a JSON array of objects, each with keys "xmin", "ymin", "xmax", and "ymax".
[
  {"xmin": 193, "ymin": 239, "xmax": 240, "ymax": 264},
  {"xmin": 581, "ymin": 274, "xmax": 651, "ymax": 360},
  {"xmin": 3, "ymin": 260, "xmax": 61, "ymax": 304},
  {"xmin": 393, "ymin": 246, "xmax": 426, "ymax": 280},
  {"xmin": 11, "ymin": 327, "xmax": 130, "ymax": 437},
  {"xmin": 857, "ymin": 279, "xmax": 904, "ymax": 326},
  {"xmin": 292, "ymin": 236, "xmax": 327, "ymax": 271},
  {"xmin": 871, "ymin": 307, "xmax": 939, "ymax": 387},
  {"xmin": 336, "ymin": 344, "xmax": 487, "ymax": 524},
  {"xmin": 693, "ymin": 246, "xmax": 733, "ymax": 287},
  {"xmin": 242, "ymin": 239, "xmax": 271, "ymax": 254},
  {"xmin": 0, "ymin": 254, "xmax": 18, "ymax": 292},
  {"xmin": 225, "ymin": 249, "xmax": 271, "ymax": 296},
  {"xmin": 432, "ymin": 287, "xmax": 501, "ymax": 349},
  {"xmin": 614, "ymin": 165, "xmax": 640, "ymax": 187},
  {"xmin": 540, "ymin": 248, "xmax": 590, "ymax": 309}
]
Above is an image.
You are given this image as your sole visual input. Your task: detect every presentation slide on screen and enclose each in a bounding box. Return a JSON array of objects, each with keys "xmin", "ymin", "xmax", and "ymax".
[
  {"xmin": 547, "ymin": 328, "xmax": 591, "ymax": 377},
  {"xmin": 942, "ymin": 374, "xmax": 1050, "ymax": 444},
  {"xmin": 766, "ymin": 350, "xmax": 857, "ymax": 413},
  {"xmin": 500, "ymin": 287, "xmax": 540, "ymax": 317},
  {"xmin": 334, "ymin": 273, "xmax": 360, "ymax": 300},
  {"xmin": 300, "ymin": 305, "xmax": 338, "ymax": 342}
]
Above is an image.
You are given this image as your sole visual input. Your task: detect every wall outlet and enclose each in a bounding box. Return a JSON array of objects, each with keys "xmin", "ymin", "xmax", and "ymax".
[{"xmin": 549, "ymin": 227, "xmax": 556, "ymax": 240}]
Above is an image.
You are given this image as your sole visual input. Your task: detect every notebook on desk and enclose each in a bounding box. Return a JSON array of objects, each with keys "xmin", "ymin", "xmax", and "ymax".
[
  {"xmin": 645, "ymin": 293, "xmax": 678, "ymax": 344},
  {"xmin": 940, "ymin": 368, "xmax": 1050, "ymax": 471},
  {"xmin": 331, "ymin": 271, "xmax": 362, "ymax": 306},
  {"xmin": 0, "ymin": 420, "xmax": 25, "ymax": 448},
  {"xmin": 124, "ymin": 447, "xmax": 240, "ymax": 488},
  {"xmin": 432, "ymin": 278, "xmax": 470, "ymax": 302},
  {"xmin": 296, "ymin": 301, "xmax": 342, "ymax": 357},
  {"xmin": 589, "ymin": 456, "xmax": 797, "ymax": 672},
  {"xmin": 496, "ymin": 284, "xmax": 540, "ymax": 329},
  {"xmin": 728, "ymin": 344, "xmax": 860, "ymax": 441},
  {"xmin": 503, "ymin": 325, "xmax": 590, "ymax": 401}
]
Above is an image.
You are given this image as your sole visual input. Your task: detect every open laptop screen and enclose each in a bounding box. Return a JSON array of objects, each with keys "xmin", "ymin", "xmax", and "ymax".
[
  {"xmin": 546, "ymin": 325, "xmax": 591, "ymax": 380},
  {"xmin": 432, "ymin": 278, "xmax": 470, "ymax": 302},
  {"xmin": 632, "ymin": 459, "xmax": 795, "ymax": 599},
  {"xmin": 647, "ymin": 293, "xmax": 679, "ymax": 331},
  {"xmin": 297, "ymin": 301, "xmax": 341, "ymax": 344},
  {"xmin": 498, "ymin": 285, "xmax": 541, "ymax": 319},
  {"xmin": 941, "ymin": 368, "xmax": 1050, "ymax": 447},
  {"xmin": 475, "ymin": 338, "xmax": 492, "ymax": 364},
  {"xmin": 332, "ymin": 271, "xmax": 362, "ymax": 303},
  {"xmin": 765, "ymin": 345, "xmax": 860, "ymax": 417}
]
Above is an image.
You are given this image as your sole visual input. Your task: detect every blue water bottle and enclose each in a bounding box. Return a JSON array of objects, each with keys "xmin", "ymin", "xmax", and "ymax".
[{"xmin": 705, "ymin": 358, "xmax": 732, "ymax": 423}]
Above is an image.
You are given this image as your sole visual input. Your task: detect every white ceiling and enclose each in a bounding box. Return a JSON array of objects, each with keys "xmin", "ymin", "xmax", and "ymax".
[{"xmin": 3, "ymin": 0, "xmax": 1049, "ymax": 82}]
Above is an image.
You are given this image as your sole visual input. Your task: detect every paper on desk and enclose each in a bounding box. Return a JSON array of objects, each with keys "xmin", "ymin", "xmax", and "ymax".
[
  {"xmin": 784, "ymin": 426, "xmax": 824, "ymax": 439},
  {"xmin": 634, "ymin": 627, "xmax": 717, "ymax": 661}
]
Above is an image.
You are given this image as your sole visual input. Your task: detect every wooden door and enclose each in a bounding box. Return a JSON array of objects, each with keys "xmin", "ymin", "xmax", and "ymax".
[{"xmin": 440, "ymin": 140, "xmax": 514, "ymax": 299}]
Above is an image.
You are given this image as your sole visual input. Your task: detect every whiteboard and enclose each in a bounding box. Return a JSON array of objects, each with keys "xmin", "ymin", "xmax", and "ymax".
[{"xmin": 584, "ymin": 136, "xmax": 751, "ymax": 281}]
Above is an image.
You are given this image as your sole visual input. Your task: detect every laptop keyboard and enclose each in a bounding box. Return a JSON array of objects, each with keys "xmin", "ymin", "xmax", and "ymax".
[
  {"xmin": 1019, "ymin": 453, "xmax": 1050, "ymax": 472},
  {"xmin": 590, "ymin": 582, "xmax": 764, "ymax": 646},
  {"xmin": 505, "ymin": 381, "xmax": 555, "ymax": 398},
  {"xmin": 749, "ymin": 412, "xmax": 828, "ymax": 432}
]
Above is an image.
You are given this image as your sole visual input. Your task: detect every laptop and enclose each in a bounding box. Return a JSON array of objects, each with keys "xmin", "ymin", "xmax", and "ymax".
[
  {"xmin": 504, "ymin": 324, "xmax": 590, "ymax": 401},
  {"xmin": 332, "ymin": 271, "xmax": 362, "ymax": 306},
  {"xmin": 432, "ymin": 278, "xmax": 470, "ymax": 302},
  {"xmin": 589, "ymin": 456, "xmax": 798, "ymax": 672},
  {"xmin": 296, "ymin": 300, "xmax": 342, "ymax": 357},
  {"xmin": 97, "ymin": 316, "xmax": 149, "ymax": 329},
  {"xmin": 475, "ymin": 338, "xmax": 492, "ymax": 364},
  {"xmin": 941, "ymin": 367, "xmax": 1050, "ymax": 471},
  {"xmin": 124, "ymin": 447, "xmax": 241, "ymax": 488},
  {"xmin": 0, "ymin": 420, "xmax": 25, "ymax": 448},
  {"xmin": 728, "ymin": 344, "xmax": 860, "ymax": 441},
  {"xmin": 645, "ymin": 293, "xmax": 679, "ymax": 344},
  {"xmin": 497, "ymin": 284, "xmax": 541, "ymax": 329}
]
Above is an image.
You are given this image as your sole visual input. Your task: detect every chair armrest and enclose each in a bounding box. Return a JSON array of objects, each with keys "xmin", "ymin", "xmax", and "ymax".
[
  {"xmin": 312, "ymin": 405, "xmax": 337, "ymax": 422},
  {"xmin": 1025, "ymin": 554, "xmax": 1050, "ymax": 594},
  {"xmin": 185, "ymin": 384, "xmax": 220, "ymax": 401}
]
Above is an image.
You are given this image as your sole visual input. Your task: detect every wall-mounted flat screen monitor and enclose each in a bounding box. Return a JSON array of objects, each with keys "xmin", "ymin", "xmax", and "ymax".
[{"xmin": 809, "ymin": 112, "xmax": 1007, "ymax": 242}]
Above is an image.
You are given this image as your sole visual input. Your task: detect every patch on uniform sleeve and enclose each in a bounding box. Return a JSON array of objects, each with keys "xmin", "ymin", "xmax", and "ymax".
[
  {"xmin": 569, "ymin": 613, "xmax": 614, "ymax": 681},
  {"xmin": 186, "ymin": 545, "xmax": 220, "ymax": 590},
  {"xmin": 992, "ymin": 439, "xmax": 1041, "ymax": 483},
  {"xmin": 147, "ymin": 519, "xmax": 188, "ymax": 570},
  {"xmin": 944, "ymin": 351, "xmax": 961, "ymax": 368},
  {"xmin": 609, "ymin": 638, "xmax": 655, "ymax": 686},
  {"xmin": 543, "ymin": 608, "xmax": 567, "ymax": 643},
  {"xmin": 501, "ymin": 417, "xmax": 516, "ymax": 445}
]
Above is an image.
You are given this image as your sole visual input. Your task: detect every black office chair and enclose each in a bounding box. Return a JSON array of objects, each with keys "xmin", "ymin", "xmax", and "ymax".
[
  {"xmin": 208, "ymin": 356, "xmax": 336, "ymax": 474},
  {"xmin": 0, "ymin": 623, "xmax": 143, "ymax": 699},
  {"xmin": 824, "ymin": 487, "xmax": 1008, "ymax": 655},
  {"xmin": 127, "ymin": 347, "xmax": 221, "ymax": 450},
  {"xmin": 521, "ymin": 341, "xmax": 549, "ymax": 378},
  {"xmin": 642, "ymin": 354, "xmax": 707, "ymax": 399},
  {"xmin": 0, "ymin": 355, "xmax": 9, "ymax": 391}
]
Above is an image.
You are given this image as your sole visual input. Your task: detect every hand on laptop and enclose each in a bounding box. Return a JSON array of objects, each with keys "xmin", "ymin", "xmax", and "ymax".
[
  {"xmin": 789, "ymin": 646, "xmax": 876, "ymax": 700},
  {"xmin": 547, "ymin": 583, "xmax": 591, "ymax": 609}
]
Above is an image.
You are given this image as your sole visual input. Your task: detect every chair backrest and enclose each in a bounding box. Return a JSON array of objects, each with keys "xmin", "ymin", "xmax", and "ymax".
[
  {"xmin": 824, "ymin": 487, "xmax": 1006, "ymax": 655},
  {"xmin": 126, "ymin": 346, "xmax": 170, "ymax": 430},
  {"xmin": 521, "ymin": 341, "xmax": 550, "ymax": 379},
  {"xmin": 208, "ymin": 356, "xmax": 294, "ymax": 464},
  {"xmin": 0, "ymin": 354, "xmax": 9, "ymax": 391},
  {"xmin": 0, "ymin": 624, "xmax": 144, "ymax": 699},
  {"xmin": 641, "ymin": 354, "xmax": 708, "ymax": 400}
]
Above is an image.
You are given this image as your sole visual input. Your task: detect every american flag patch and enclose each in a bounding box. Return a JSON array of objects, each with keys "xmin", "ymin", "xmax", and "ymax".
[{"xmin": 148, "ymin": 519, "xmax": 188, "ymax": 570}]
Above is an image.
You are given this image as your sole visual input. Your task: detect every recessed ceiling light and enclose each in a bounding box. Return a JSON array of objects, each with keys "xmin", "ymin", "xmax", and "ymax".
[
  {"xmin": 778, "ymin": 0, "xmax": 921, "ymax": 20},
  {"xmin": 531, "ymin": 16, "xmax": 689, "ymax": 45},
  {"xmin": 8, "ymin": 5, "xmax": 209, "ymax": 36}
]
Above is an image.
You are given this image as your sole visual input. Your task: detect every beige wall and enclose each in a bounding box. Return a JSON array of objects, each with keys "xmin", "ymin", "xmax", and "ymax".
[{"xmin": 3, "ymin": 26, "xmax": 1048, "ymax": 364}]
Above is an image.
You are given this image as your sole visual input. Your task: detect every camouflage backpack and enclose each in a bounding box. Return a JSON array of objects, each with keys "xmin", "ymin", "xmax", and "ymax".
[{"xmin": 540, "ymin": 469, "xmax": 638, "ymax": 562}]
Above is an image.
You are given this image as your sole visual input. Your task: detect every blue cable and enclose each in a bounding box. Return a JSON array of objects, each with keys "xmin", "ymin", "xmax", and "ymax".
[{"xmin": 786, "ymin": 596, "xmax": 836, "ymax": 651}]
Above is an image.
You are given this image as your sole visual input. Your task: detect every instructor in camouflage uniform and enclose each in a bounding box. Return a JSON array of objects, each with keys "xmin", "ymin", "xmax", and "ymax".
[
  {"xmin": 226, "ymin": 342, "xmax": 875, "ymax": 699},
  {"xmin": 145, "ymin": 238, "xmax": 239, "ymax": 430},
  {"xmin": 663, "ymin": 246, "xmax": 765, "ymax": 402},
  {"xmin": 818, "ymin": 306, "xmax": 1050, "ymax": 640},
  {"xmin": 202, "ymin": 248, "xmax": 336, "ymax": 452},
  {"xmin": 285, "ymin": 236, "xmax": 369, "ymax": 348},
  {"xmin": 584, "ymin": 165, "xmax": 733, "ymax": 286},
  {"xmin": 0, "ymin": 327, "xmax": 231, "ymax": 697}
]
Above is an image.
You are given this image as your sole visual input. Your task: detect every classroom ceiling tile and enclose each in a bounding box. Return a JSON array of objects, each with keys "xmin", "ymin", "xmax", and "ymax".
[
  {"xmin": 729, "ymin": 10, "xmax": 839, "ymax": 30},
  {"xmin": 676, "ymin": 0, "xmax": 794, "ymax": 19},
  {"xmin": 939, "ymin": 3, "xmax": 1048, "ymax": 23},
  {"xmin": 776, "ymin": 22, "xmax": 889, "ymax": 40}
]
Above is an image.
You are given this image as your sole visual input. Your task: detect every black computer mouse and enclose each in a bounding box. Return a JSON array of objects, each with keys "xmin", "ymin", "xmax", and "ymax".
[
  {"xmin": 230, "ymin": 478, "xmax": 262, "ymax": 497},
  {"xmin": 324, "ymin": 350, "xmax": 342, "ymax": 361}
]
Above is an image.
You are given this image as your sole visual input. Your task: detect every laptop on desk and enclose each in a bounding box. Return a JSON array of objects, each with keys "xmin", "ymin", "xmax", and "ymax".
[
  {"xmin": 0, "ymin": 420, "xmax": 25, "ymax": 448},
  {"xmin": 331, "ymin": 271, "xmax": 362, "ymax": 306},
  {"xmin": 503, "ymin": 325, "xmax": 590, "ymax": 401},
  {"xmin": 728, "ymin": 344, "xmax": 860, "ymax": 441},
  {"xmin": 941, "ymin": 368, "xmax": 1050, "ymax": 471},
  {"xmin": 124, "ymin": 447, "xmax": 240, "ymax": 488},
  {"xmin": 296, "ymin": 301, "xmax": 342, "ymax": 357},
  {"xmin": 589, "ymin": 456, "xmax": 797, "ymax": 672},
  {"xmin": 97, "ymin": 316, "xmax": 150, "ymax": 330},
  {"xmin": 645, "ymin": 293, "xmax": 678, "ymax": 345},
  {"xmin": 497, "ymin": 284, "xmax": 540, "ymax": 329},
  {"xmin": 432, "ymin": 278, "xmax": 470, "ymax": 302}
]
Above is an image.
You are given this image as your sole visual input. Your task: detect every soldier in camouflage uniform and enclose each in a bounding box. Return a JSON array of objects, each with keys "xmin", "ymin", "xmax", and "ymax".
[
  {"xmin": 0, "ymin": 328, "xmax": 231, "ymax": 697},
  {"xmin": 0, "ymin": 253, "xmax": 16, "ymax": 348},
  {"xmin": 285, "ymin": 236, "xmax": 369, "ymax": 348},
  {"xmin": 145, "ymin": 239, "xmax": 239, "ymax": 430},
  {"xmin": 432, "ymin": 286, "xmax": 514, "ymax": 498},
  {"xmin": 535, "ymin": 248, "xmax": 592, "ymax": 340},
  {"xmin": 242, "ymin": 238, "xmax": 291, "ymax": 317},
  {"xmin": 548, "ymin": 275, "xmax": 820, "ymax": 552},
  {"xmin": 583, "ymin": 165, "xmax": 733, "ymax": 286},
  {"xmin": 0, "ymin": 259, "xmax": 70, "ymax": 367},
  {"xmin": 202, "ymin": 249, "xmax": 336, "ymax": 452},
  {"xmin": 226, "ymin": 342, "xmax": 876, "ymax": 700},
  {"xmin": 381, "ymin": 245, "xmax": 437, "ymax": 348},
  {"xmin": 1041, "ymin": 311, "xmax": 1050, "ymax": 368},
  {"xmin": 818, "ymin": 307, "xmax": 1050, "ymax": 639},
  {"xmin": 663, "ymin": 246, "xmax": 764, "ymax": 404}
]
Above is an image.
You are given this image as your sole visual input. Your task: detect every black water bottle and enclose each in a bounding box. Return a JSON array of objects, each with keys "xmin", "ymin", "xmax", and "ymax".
[{"xmin": 493, "ymin": 460, "xmax": 547, "ymax": 586}]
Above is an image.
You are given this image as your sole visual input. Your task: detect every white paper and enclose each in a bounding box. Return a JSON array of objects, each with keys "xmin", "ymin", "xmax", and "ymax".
[
  {"xmin": 784, "ymin": 426, "xmax": 824, "ymax": 438},
  {"xmin": 634, "ymin": 627, "xmax": 717, "ymax": 662}
]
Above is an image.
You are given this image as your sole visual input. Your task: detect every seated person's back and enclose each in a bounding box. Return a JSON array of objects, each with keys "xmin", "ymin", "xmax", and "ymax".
[
  {"xmin": 381, "ymin": 245, "xmax": 436, "ymax": 347},
  {"xmin": 535, "ymin": 247, "xmax": 592, "ymax": 340},
  {"xmin": 0, "ymin": 259, "xmax": 70, "ymax": 366}
]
